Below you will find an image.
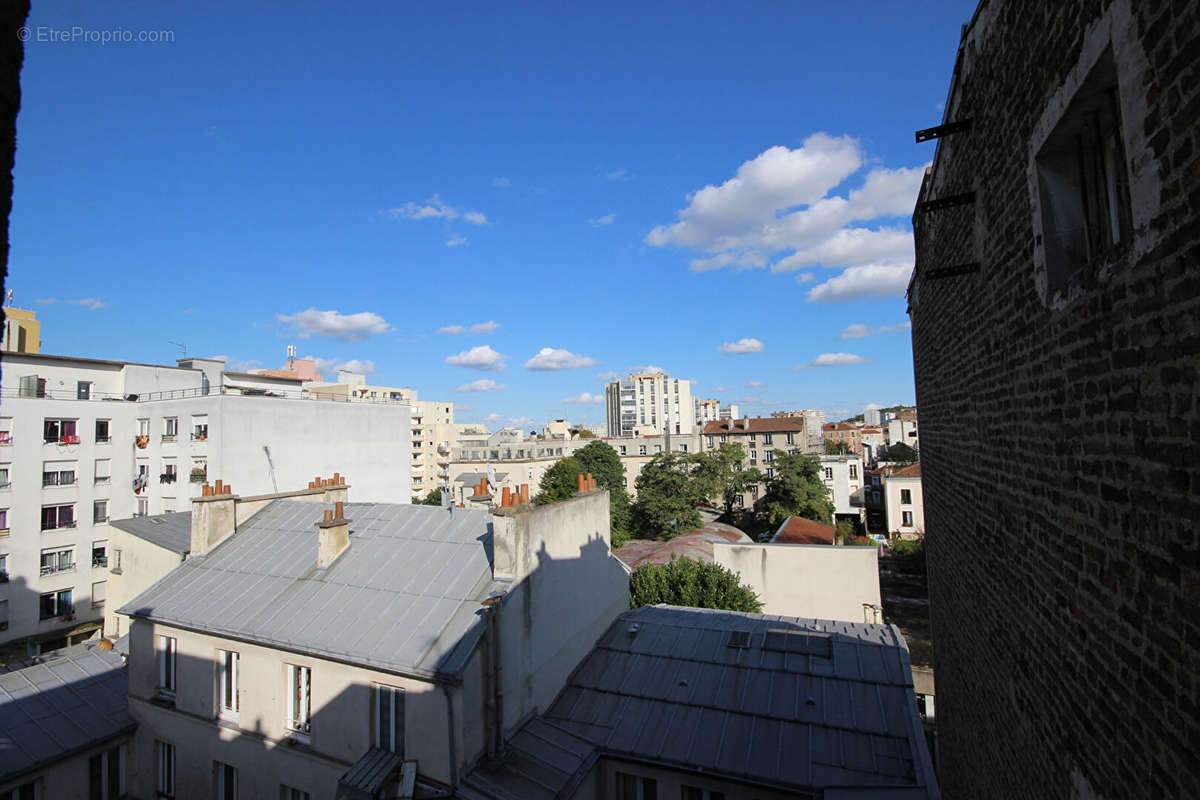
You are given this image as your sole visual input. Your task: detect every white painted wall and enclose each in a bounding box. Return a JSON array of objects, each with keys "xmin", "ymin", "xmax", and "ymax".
[
  {"xmin": 884, "ymin": 475, "xmax": 924, "ymax": 539},
  {"xmin": 713, "ymin": 542, "xmax": 882, "ymax": 623}
]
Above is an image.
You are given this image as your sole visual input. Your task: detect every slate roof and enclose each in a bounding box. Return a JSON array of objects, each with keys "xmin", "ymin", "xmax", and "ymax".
[
  {"xmin": 110, "ymin": 511, "xmax": 192, "ymax": 554},
  {"xmin": 462, "ymin": 605, "xmax": 939, "ymax": 799},
  {"xmin": 119, "ymin": 500, "xmax": 500, "ymax": 681},
  {"xmin": 0, "ymin": 643, "xmax": 133, "ymax": 784}
]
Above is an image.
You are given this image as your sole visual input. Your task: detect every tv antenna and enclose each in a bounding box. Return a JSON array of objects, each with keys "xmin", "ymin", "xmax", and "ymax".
[
  {"xmin": 168, "ymin": 341, "xmax": 188, "ymax": 358},
  {"xmin": 286, "ymin": 344, "xmax": 296, "ymax": 370}
]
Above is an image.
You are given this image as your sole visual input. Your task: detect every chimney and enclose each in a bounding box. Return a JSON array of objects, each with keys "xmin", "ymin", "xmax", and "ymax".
[
  {"xmin": 316, "ymin": 502, "xmax": 351, "ymax": 569},
  {"xmin": 577, "ymin": 473, "xmax": 586, "ymax": 493},
  {"xmin": 191, "ymin": 481, "xmax": 238, "ymax": 556}
]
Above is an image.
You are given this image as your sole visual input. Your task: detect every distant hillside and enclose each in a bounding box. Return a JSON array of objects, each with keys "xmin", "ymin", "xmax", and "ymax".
[{"xmin": 841, "ymin": 404, "xmax": 913, "ymax": 424}]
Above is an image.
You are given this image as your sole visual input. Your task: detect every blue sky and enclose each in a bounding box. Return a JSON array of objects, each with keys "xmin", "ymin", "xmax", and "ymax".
[{"xmin": 10, "ymin": 1, "xmax": 974, "ymax": 428}]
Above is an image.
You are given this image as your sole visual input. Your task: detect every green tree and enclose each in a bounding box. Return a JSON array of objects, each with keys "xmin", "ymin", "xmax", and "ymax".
[
  {"xmin": 535, "ymin": 456, "xmax": 584, "ymax": 505},
  {"xmin": 574, "ymin": 441, "xmax": 634, "ymax": 548},
  {"xmin": 885, "ymin": 442, "xmax": 918, "ymax": 464},
  {"xmin": 692, "ymin": 443, "xmax": 764, "ymax": 514},
  {"xmin": 762, "ymin": 452, "xmax": 835, "ymax": 527},
  {"xmin": 824, "ymin": 439, "xmax": 852, "ymax": 455},
  {"xmin": 420, "ymin": 488, "xmax": 443, "ymax": 506},
  {"xmin": 630, "ymin": 556, "xmax": 762, "ymax": 612},
  {"xmin": 631, "ymin": 452, "xmax": 706, "ymax": 539}
]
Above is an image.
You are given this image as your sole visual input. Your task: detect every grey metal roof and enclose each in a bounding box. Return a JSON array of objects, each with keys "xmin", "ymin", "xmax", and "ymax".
[
  {"xmin": 463, "ymin": 605, "xmax": 939, "ymax": 798},
  {"xmin": 0, "ymin": 643, "xmax": 133, "ymax": 784},
  {"xmin": 338, "ymin": 747, "xmax": 404, "ymax": 799},
  {"xmin": 110, "ymin": 511, "xmax": 192, "ymax": 554},
  {"xmin": 119, "ymin": 501, "xmax": 499, "ymax": 680}
]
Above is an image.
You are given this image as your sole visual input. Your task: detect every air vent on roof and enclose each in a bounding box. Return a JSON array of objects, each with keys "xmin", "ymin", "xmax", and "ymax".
[
  {"xmin": 151, "ymin": 517, "xmax": 167, "ymax": 525},
  {"xmin": 763, "ymin": 629, "xmax": 833, "ymax": 658},
  {"xmin": 726, "ymin": 630, "xmax": 751, "ymax": 649}
]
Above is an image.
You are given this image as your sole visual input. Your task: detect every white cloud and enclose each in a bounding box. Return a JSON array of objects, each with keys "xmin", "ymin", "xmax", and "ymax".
[
  {"xmin": 604, "ymin": 168, "xmax": 632, "ymax": 182},
  {"xmin": 492, "ymin": 177, "xmax": 511, "ymax": 188},
  {"xmin": 455, "ymin": 379, "xmax": 505, "ymax": 392},
  {"xmin": 35, "ymin": 297, "xmax": 58, "ymax": 305},
  {"xmin": 385, "ymin": 195, "xmax": 488, "ymax": 225},
  {"xmin": 446, "ymin": 345, "xmax": 506, "ymax": 371},
  {"xmin": 744, "ymin": 380, "xmax": 764, "ymax": 387},
  {"xmin": 839, "ymin": 321, "xmax": 911, "ymax": 339},
  {"xmin": 509, "ymin": 416, "xmax": 536, "ymax": 426},
  {"xmin": 796, "ymin": 273, "xmax": 816, "ymax": 284},
  {"xmin": 718, "ymin": 337, "xmax": 764, "ymax": 354},
  {"xmin": 484, "ymin": 412, "xmax": 504, "ymax": 423},
  {"xmin": 67, "ymin": 298, "xmax": 106, "ymax": 310},
  {"xmin": 596, "ymin": 370, "xmax": 620, "ymax": 381},
  {"xmin": 714, "ymin": 386, "xmax": 729, "ymax": 392},
  {"xmin": 646, "ymin": 134, "xmax": 926, "ymax": 300},
  {"xmin": 277, "ymin": 308, "xmax": 391, "ymax": 342},
  {"xmin": 445, "ymin": 235, "xmax": 468, "ymax": 247},
  {"xmin": 793, "ymin": 352, "xmax": 870, "ymax": 369},
  {"xmin": 304, "ymin": 355, "xmax": 377, "ymax": 375},
  {"xmin": 589, "ymin": 213, "xmax": 616, "ymax": 227},
  {"xmin": 806, "ymin": 263, "xmax": 913, "ymax": 302},
  {"xmin": 438, "ymin": 321, "xmax": 500, "ymax": 335},
  {"xmin": 563, "ymin": 392, "xmax": 604, "ymax": 404},
  {"xmin": 524, "ymin": 347, "xmax": 599, "ymax": 371},
  {"xmin": 630, "ymin": 365, "xmax": 665, "ymax": 374},
  {"xmin": 227, "ymin": 359, "xmax": 263, "ymax": 373}
]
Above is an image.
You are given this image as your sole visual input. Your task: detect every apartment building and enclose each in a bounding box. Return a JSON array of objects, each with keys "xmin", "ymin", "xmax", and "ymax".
[
  {"xmin": 817, "ymin": 454, "xmax": 865, "ymax": 522},
  {"xmin": 881, "ymin": 463, "xmax": 923, "ymax": 540},
  {"xmin": 886, "ymin": 409, "xmax": 919, "ymax": 450},
  {"xmin": 693, "ymin": 398, "xmax": 739, "ymax": 426},
  {"xmin": 0, "ymin": 305, "xmax": 39, "ymax": 355},
  {"xmin": 909, "ymin": 1, "xmax": 1198, "ymax": 796},
  {"xmin": 772, "ymin": 409, "xmax": 826, "ymax": 449},
  {"xmin": 604, "ymin": 372, "xmax": 696, "ymax": 437},
  {"xmin": 700, "ymin": 417, "xmax": 820, "ymax": 509},
  {"xmin": 447, "ymin": 433, "xmax": 702, "ymax": 503},
  {"xmin": 462, "ymin": 605, "xmax": 939, "ymax": 799},
  {"xmin": 0, "ymin": 351, "xmax": 411, "ymax": 650},
  {"xmin": 303, "ymin": 371, "xmax": 455, "ymax": 501},
  {"xmin": 120, "ymin": 489, "xmax": 628, "ymax": 799},
  {"xmin": 822, "ymin": 421, "xmax": 865, "ymax": 454}
]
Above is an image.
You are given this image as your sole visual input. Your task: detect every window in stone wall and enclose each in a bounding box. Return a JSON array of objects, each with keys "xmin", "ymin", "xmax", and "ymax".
[{"xmin": 1035, "ymin": 47, "xmax": 1132, "ymax": 293}]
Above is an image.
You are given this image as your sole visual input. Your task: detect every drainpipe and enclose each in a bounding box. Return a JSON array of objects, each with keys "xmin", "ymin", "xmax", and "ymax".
[
  {"xmin": 481, "ymin": 593, "xmax": 506, "ymax": 759},
  {"xmin": 442, "ymin": 684, "xmax": 458, "ymax": 788}
]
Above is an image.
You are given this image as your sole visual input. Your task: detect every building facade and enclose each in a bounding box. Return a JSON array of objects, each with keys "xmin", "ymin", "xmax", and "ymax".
[
  {"xmin": 909, "ymin": 1, "xmax": 1199, "ymax": 797},
  {"xmin": 0, "ymin": 352, "xmax": 411, "ymax": 650},
  {"xmin": 881, "ymin": 463, "xmax": 923, "ymax": 540},
  {"xmin": 604, "ymin": 372, "xmax": 696, "ymax": 437},
  {"xmin": 0, "ymin": 305, "xmax": 39, "ymax": 355},
  {"xmin": 694, "ymin": 398, "xmax": 739, "ymax": 426}
]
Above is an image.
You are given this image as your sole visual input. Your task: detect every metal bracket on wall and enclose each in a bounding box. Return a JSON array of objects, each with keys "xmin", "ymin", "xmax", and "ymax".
[
  {"xmin": 914, "ymin": 118, "xmax": 973, "ymax": 143},
  {"xmin": 925, "ymin": 262, "xmax": 981, "ymax": 280},
  {"xmin": 918, "ymin": 191, "xmax": 975, "ymax": 213}
]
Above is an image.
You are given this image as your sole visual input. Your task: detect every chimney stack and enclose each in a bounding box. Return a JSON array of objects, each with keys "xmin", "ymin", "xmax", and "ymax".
[
  {"xmin": 316, "ymin": 504, "xmax": 351, "ymax": 569},
  {"xmin": 191, "ymin": 480, "xmax": 238, "ymax": 556}
]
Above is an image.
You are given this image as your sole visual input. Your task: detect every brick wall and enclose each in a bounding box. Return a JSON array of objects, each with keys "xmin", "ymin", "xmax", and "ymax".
[{"xmin": 909, "ymin": 1, "xmax": 1199, "ymax": 798}]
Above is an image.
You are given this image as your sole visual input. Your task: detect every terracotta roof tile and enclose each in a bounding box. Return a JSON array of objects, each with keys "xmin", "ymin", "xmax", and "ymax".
[
  {"xmin": 770, "ymin": 515, "xmax": 836, "ymax": 545},
  {"xmin": 701, "ymin": 417, "xmax": 808, "ymax": 434}
]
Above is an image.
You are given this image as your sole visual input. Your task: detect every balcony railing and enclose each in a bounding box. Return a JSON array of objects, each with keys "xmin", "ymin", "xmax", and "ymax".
[
  {"xmin": 41, "ymin": 563, "xmax": 76, "ymax": 576},
  {"xmin": 92, "ymin": 556, "xmax": 108, "ymax": 568},
  {"xmin": 44, "ymin": 435, "xmax": 81, "ymax": 445}
]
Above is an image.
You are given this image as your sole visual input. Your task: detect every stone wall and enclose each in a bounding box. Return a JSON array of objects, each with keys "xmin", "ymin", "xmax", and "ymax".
[{"xmin": 909, "ymin": 1, "xmax": 1199, "ymax": 798}]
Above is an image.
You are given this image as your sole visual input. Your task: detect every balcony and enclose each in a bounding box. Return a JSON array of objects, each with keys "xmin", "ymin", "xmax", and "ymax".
[
  {"xmin": 411, "ymin": 465, "xmax": 424, "ymax": 476},
  {"xmin": 41, "ymin": 562, "xmax": 76, "ymax": 576},
  {"xmin": 92, "ymin": 556, "xmax": 108, "ymax": 568},
  {"xmin": 45, "ymin": 435, "xmax": 81, "ymax": 445},
  {"xmin": 161, "ymin": 434, "xmax": 177, "ymax": 443},
  {"xmin": 437, "ymin": 441, "xmax": 451, "ymax": 455}
]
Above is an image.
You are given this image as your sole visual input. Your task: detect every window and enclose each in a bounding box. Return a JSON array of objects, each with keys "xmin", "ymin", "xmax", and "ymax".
[
  {"xmin": 616, "ymin": 772, "xmax": 657, "ymax": 800},
  {"xmin": 763, "ymin": 433, "xmax": 772, "ymax": 445},
  {"xmin": 111, "ymin": 548, "xmax": 122, "ymax": 574},
  {"xmin": 654, "ymin": 445, "xmax": 662, "ymax": 453},
  {"xmin": 373, "ymin": 683, "xmax": 405, "ymax": 754},
  {"xmin": 88, "ymin": 743, "xmax": 125, "ymax": 800},
  {"xmin": 0, "ymin": 417, "xmax": 10, "ymax": 444},
  {"xmin": 849, "ymin": 464, "xmax": 858, "ymax": 479},
  {"xmin": 1, "ymin": 778, "xmax": 42, "ymax": 800},
  {"xmin": 638, "ymin": 445, "xmax": 646, "ymax": 456},
  {"xmin": 902, "ymin": 511, "xmax": 914, "ymax": 527},
  {"xmin": 218, "ymin": 650, "xmax": 239, "ymax": 720},
  {"xmin": 77, "ymin": 381, "xmax": 92, "ymax": 400},
  {"xmin": 136, "ymin": 497, "xmax": 149, "ymax": 517},
  {"xmin": 19, "ymin": 374, "xmax": 46, "ymax": 397},
  {"xmin": 43, "ymin": 462, "xmax": 77, "ymax": 487},
  {"xmin": 215, "ymin": 761, "xmax": 238, "ymax": 800},
  {"xmin": 92, "ymin": 541, "xmax": 107, "ymax": 567},
  {"xmin": 137, "ymin": 418, "xmax": 150, "ymax": 437},
  {"xmin": 0, "ymin": 599, "xmax": 7, "ymax": 632},
  {"xmin": 95, "ymin": 419, "xmax": 111, "ymax": 443},
  {"xmin": 823, "ymin": 467, "xmax": 833, "ymax": 480},
  {"xmin": 0, "ymin": 553, "xmax": 6, "ymax": 576},
  {"xmin": 679, "ymin": 444, "xmax": 688, "ymax": 453},
  {"xmin": 158, "ymin": 636, "xmax": 177, "ymax": 693},
  {"xmin": 0, "ymin": 508, "xmax": 7, "ymax": 533},
  {"xmin": 280, "ymin": 787, "xmax": 310, "ymax": 800},
  {"xmin": 682, "ymin": 788, "xmax": 726, "ymax": 800},
  {"xmin": 287, "ymin": 664, "xmax": 311, "ymax": 736},
  {"xmin": 750, "ymin": 450, "xmax": 757, "ymax": 460},
  {"xmin": 766, "ymin": 468, "xmax": 774, "ymax": 479},
  {"xmin": 749, "ymin": 484, "xmax": 758, "ymax": 497},
  {"xmin": 42, "ymin": 504, "xmax": 76, "ymax": 530},
  {"xmin": 192, "ymin": 416, "xmax": 209, "ymax": 441},
  {"xmin": 161, "ymin": 461, "xmax": 178, "ymax": 484},
  {"xmin": 91, "ymin": 581, "xmax": 106, "ymax": 608},
  {"xmin": 94, "ymin": 500, "xmax": 109, "ymax": 524},
  {"xmin": 1035, "ymin": 48, "xmax": 1132, "ymax": 293},
  {"xmin": 39, "ymin": 589, "xmax": 72, "ymax": 620},
  {"xmin": 900, "ymin": 489, "xmax": 912, "ymax": 504},
  {"xmin": 155, "ymin": 740, "xmax": 175, "ymax": 798},
  {"xmin": 0, "ymin": 463, "xmax": 9, "ymax": 488},
  {"xmin": 43, "ymin": 418, "xmax": 78, "ymax": 443},
  {"xmin": 40, "ymin": 547, "xmax": 74, "ymax": 576},
  {"xmin": 163, "ymin": 417, "xmax": 178, "ymax": 441},
  {"xmin": 95, "ymin": 458, "xmax": 111, "ymax": 484}
]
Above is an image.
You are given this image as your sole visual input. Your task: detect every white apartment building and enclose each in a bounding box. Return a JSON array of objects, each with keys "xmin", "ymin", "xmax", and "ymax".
[
  {"xmin": 605, "ymin": 372, "xmax": 696, "ymax": 437},
  {"xmin": 887, "ymin": 412, "xmax": 920, "ymax": 451},
  {"xmin": 694, "ymin": 398, "xmax": 739, "ymax": 426},
  {"xmin": 817, "ymin": 454, "xmax": 866, "ymax": 522},
  {"xmin": 883, "ymin": 462, "xmax": 924, "ymax": 539},
  {"xmin": 304, "ymin": 371, "xmax": 455, "ymax": 501},
  {"xmin": 0, "ymin": 352, "xmax": 411, "ymax": 650}
]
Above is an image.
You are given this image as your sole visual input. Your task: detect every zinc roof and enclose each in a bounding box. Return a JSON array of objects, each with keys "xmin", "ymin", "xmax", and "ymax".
[
  {"xmin": 464, "ymin": 605, "xmax": 938, "ymax": 798},
  {"xmin": 110, "ymin": 511, "xmax": 192, "ymax": 554},
  {"xmin": 119, "ymin": 500, "xmax": 498, "ymax": 681},
  {"xmin": 0, "ymin": 643, "xmax": 133, "ymax": 784}
]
